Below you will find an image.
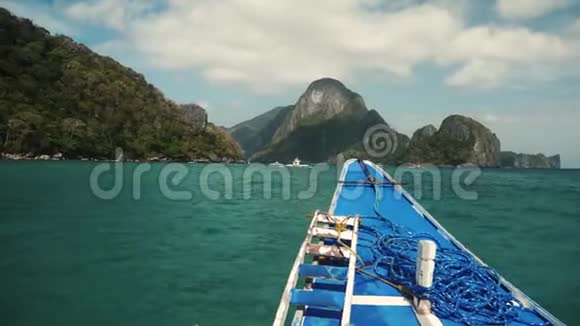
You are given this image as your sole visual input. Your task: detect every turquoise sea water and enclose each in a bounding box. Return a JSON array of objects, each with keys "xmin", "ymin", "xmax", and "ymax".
[{"xmin": 0, "ymin": 161, "xmax": 579, "ymax": 325}]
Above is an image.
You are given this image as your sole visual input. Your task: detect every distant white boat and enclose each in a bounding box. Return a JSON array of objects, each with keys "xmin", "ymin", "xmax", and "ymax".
[
  {"xmin": 286, "ymin": 158, "xmax": 310, "ymax": 168},
  {"xmin": 269, "ymin": 161, "xmax": 285, "ymax": 167}
]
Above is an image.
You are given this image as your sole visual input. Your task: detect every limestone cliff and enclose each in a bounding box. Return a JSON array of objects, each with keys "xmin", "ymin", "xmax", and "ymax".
[
  {"xmin": 240, "ymin": 78, "xmax": 408, "ymax": 163},
  {"xmin": 180, "ymin": 104, "xmax": 208, "ymax": 133},
  {"xmin": 272, "ymin": 78, "xmax": 367, "ymax": 144},
  {"xmin": 410, "ymin": 125, "xmax": 437, "ymax": 144},
  {"xmin": 228, "ymin": 106, "xmax": 293, "ymax": 156},
  {"xmin": 439, "ymin": 115, "xmax": 501, "ymax": 167},
  {"xmin": 405, "ymin": 115, "xmax": 501, "ymax": 167},
  {"xmin": 0, "ymin": 8, "xmax": 242, "ymax": 161},
  {"xmin": 500, "ymin": 152, "xmax": 561, "ymax": 169}
]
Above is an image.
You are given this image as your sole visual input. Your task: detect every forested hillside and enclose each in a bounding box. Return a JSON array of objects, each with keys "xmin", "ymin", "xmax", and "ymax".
[{"xmin": 0, "ymin": 8, "xmax": 242, "ymax": 161}]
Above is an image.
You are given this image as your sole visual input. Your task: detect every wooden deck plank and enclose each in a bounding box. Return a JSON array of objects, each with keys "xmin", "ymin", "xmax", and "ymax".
[
  {"xmin": 298, "ymin": 264, "xmax": 348, "ymax": 280},
  {"xmin": 306, "ymin": 244, "xmax": 351, "ymax": 259},
  {"xmin": 315, "ymin": 214, "xmax": 356, "ymax": 226},
  {"xmin": 310, "ymin": 227, "xmax": 353, "ymax": 241},
  {"xmin": 351, "ymin": 295, "xmax": 411, "ymax": 306},
  {"xmin": 290, "ymin": 289, "xmax": 345, "ymax": 309}
]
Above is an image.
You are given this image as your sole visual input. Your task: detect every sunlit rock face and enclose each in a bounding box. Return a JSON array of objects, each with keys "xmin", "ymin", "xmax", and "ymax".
[
  {"xmin": 180, "ymin": 104, "xmax": 208, "ymax": 132},
  {"xmin": 438, "ymin": 115, "xmax": 501, "ymax": 167},
  {"xmin": 272, "ymin": 78, "xmax": 368, "ymax": 143}
]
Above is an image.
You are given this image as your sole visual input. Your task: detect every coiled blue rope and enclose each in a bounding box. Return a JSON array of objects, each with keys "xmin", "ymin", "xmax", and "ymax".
[{"xmin": 353, "ymin": 160, "xmax": 548, "ymax": 326}]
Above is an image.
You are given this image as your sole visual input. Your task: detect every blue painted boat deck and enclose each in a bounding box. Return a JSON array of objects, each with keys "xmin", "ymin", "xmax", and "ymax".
[{"xmin": 296, "ymin": 160, "xmax": 553, "ymax": 326}]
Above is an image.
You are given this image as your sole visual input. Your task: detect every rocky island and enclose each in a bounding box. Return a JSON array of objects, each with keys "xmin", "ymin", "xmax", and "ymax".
[
  {"xmin": 230, "ymin": 79, "xmax": 560, "ymax": 169},
  {"xmin": 0, "ymin": 8, "xmax": 242, "ymax": 162},
  {"xmin": 499, "ymin": 152, "xmax": 561, "ymax": 169},
  {"xmin": 230, "ymin": 78, "xmax": 409, "ymax": 164},
  {"xmin": 405, "ymin": 115, "xmax": 501, "ymax": 167}
]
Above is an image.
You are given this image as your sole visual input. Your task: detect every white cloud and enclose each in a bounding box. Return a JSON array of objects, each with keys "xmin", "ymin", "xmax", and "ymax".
[
  {"xmin": 444, "ymin": 26, "xmax": 571, "ymax": 64},
  {"xmin": 65, "ymin": 0, "xmax": 158, "ymax": 30},
  {"xmin": 196, "ymin": 100, "xmax": 210, "ymax": 110},
  {"xmin": 570, "ymin": 19, "xmax": 580, "ymax": 35},
  {"xmin": 123, "ymin": 1, "xmax": 462, "ymax": 91},
  {"xmin": 482, "ymin": 113, "xmax": 500, "ymax": 123},
  {"xmin": 80, "ymin": 0, "xmax": 573, "ymax": 92},
  {"xmin": 92, "ymin": 39, "xmax": 148, "ymax": 71},
  {"xmin": 447, "ymin": 59, "xmax": 510, "ymax": 88},
  {"xmin": 496, "ymin": 0, "xmax": 573, "ymax": 20},
  {"xmin": 7, "ymin": 0, "xmax": 580, "ymax": 91},
  {"xmin": 443, "ymin": 26, "xmax": 575, "ymax": 87},
  {"xmin": 0, "ymin": 0, "xmax": 75, "ymax": 35}
]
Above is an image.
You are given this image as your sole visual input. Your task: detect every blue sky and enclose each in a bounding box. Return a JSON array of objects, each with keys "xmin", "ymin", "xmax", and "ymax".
[{"xmin": 2, "ymin": 0, "xmax": 580, "ymax": 167}]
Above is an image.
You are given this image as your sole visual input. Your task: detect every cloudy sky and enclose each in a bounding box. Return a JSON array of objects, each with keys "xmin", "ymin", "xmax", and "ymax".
[{"xmin": 2, "ymin": 0, "xmax": 580, "ymax": 167}]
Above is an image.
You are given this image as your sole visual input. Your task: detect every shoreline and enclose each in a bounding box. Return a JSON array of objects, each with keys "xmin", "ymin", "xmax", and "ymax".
[
  {"xmin": 0, "ymin": 154, "xmax": 565, "ymax": 169},
  {"xmin": 0, "ymin": 153, "xmax": 247, "ymax": 164}
]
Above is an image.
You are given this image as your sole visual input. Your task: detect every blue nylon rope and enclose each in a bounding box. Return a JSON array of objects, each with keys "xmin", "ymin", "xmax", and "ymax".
[{"xmin": 353, "ymin": 160, "xmax": 548, "ymax": 326}]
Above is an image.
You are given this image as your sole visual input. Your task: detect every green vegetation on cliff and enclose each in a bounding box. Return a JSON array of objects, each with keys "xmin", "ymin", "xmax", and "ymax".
[
  {"xmin": 405, "ymin": 115, "xmax": 501, "ymax": 167},
  {"xmin": 405, "ymin": 132, "xmax": 475, "ymax": 166},
  {"xmin": 499, "ymin": 151, "xmax": 561, "ymax": 169},
  {"xmin": 230, "ymin": 78, "xmax": 409, "ymax": 163},
  {"xmin": 230, "ymin": 78, "xmax": 560, "ymax": 168},
  {"xmin": 0, "ymin": 8, "xmax": 241, "ymax": 160},
  {"xmin": 229, "ymin": 106, "xmax": 293, "ymax": 157},
  {"xmin": 252, "ymin": 109, "xmax": 408, "ymax": 163}
]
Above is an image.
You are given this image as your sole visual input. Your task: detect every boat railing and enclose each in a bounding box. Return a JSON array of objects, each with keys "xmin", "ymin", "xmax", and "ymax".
[
  {"xmin": 272, "ymin": 211, "xmax": 360, "ymax": 326},
  {"xmin": 339, "ymin": 213, "xmax": 359, "ymax": 326},
  {"xmin": 272, "ymin": 210, "xmax": 320, "ymax": 325}
]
